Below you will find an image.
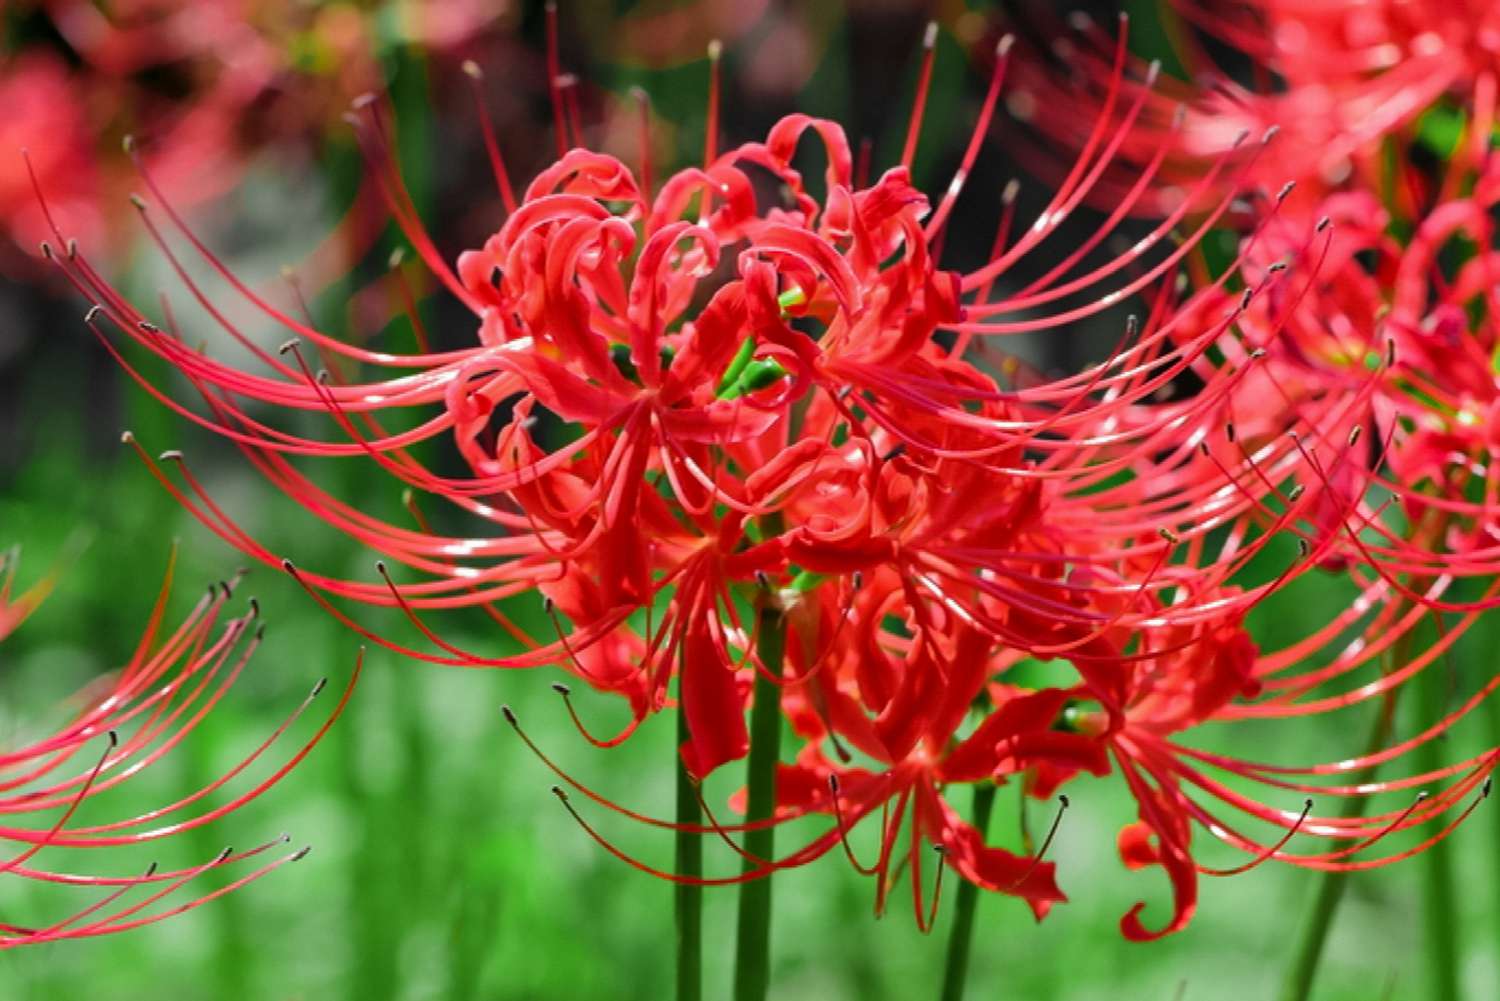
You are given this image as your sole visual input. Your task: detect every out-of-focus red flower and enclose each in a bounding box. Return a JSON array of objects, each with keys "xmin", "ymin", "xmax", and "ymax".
[{"xmin": 1, "ymin": 0, "xmax": 512, "ymax": 275}]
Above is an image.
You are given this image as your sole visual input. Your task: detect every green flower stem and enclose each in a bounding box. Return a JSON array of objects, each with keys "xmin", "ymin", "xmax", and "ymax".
[
  {"xmin": 939, "ymin": 782, "xmax": 998, "ymax": 1001},
  {"xmin": 734, "ymin": 524, "xmax": 787, "ymax": 1001},
  {"xmin": 1280, "ymin": 628, "xmax": 1412, "ymax": 1001},
  {"xmin": 675, "ymin": 704, "xmax": 702, "ymax": 1001},
  {"xmin": 1416, "ymin": 660, "xmax": 1461, "ymax": 1001}
]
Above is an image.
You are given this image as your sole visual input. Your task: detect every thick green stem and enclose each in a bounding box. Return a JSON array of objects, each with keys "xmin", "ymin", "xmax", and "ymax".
[
  {"xmin": 1416, "ymin": 662, "xmax": 1461, "ymax": 1001},
  {"xmin": 675, "ymin": 706, "xmax": 702, "ymax": 1001},
  {"xmin": 733, "ymin": 577, "xmax": 787, "ymax": 1001},
  {"xmin": 1279, "ymin": 670, "xmax": 1402, "ymax": 1001},
  {"xmin": 939, "ymin": 783, "xmax": 997, "ymax": 1001}
]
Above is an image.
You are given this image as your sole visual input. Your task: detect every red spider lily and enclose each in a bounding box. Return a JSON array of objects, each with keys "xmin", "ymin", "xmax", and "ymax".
[
  {"xmin": 31, "ymin": 10, "xmax": 1500, "ymax": 938},
  {"xmin": 0, "ymin": 545, "xmax": 357, "ymax": 946},
  {"xmin": 1001, "ymin": 1, "xmax": 1499, "ymax": 219}
]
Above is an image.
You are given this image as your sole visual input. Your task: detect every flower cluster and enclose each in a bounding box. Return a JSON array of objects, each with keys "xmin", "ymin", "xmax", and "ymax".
[
  {"xmin": 0, "ymin": 546, "xmax": 355, "ymax": 945},
  {"xmin": 29, "ymin": 9, "xmax": 1500, "ymax": 946}
]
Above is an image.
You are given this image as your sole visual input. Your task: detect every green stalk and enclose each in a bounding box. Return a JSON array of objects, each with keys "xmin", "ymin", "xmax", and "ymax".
[
  {"xmin": 733, "ymin": 542, "xmax": 787, "ymax": 1001},
  {"xmin": 1278, "ymin": 699, "xmax": 1394, "ymax": 1001},
  {"xmin": 1279, "ymin": 627, "xmax": 1411, "ymax": 1001},
  {"xmin": 939, "ymin": 783, "xmax": 997, "ymax": 1001},
  {"xmin": 675, "ymin": 705, "xmax": 703, "ymax": 1001},
  {"xmin": 1415, "ymin": 661, "xmax": 1461, "ymax": 1001}
]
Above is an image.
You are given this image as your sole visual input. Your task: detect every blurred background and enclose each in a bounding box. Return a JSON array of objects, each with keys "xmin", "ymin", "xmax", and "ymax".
[{"xmin": 2, "ymin": 1, "xmax": 1497, "ymax": 998}]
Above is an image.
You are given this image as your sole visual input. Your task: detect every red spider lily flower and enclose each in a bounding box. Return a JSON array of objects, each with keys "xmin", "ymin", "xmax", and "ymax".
[
  {"xmin": 38, "ymin": 18, "xmax": 1285, "ymax": 658},
  {"xmin": 768, "ymin": 579, "xmax": 1075, "ymax": 926},
  {"xmin": 31, "ymin": 11, "xmax": 1498, "ymax": 939},
  {"xmin": 0, "ymin": 545, "xmax": 357, "ymax": 946},
  {"xmin": 1001, "ymin": 2, "xmax": 1499, "ymax": 216}
]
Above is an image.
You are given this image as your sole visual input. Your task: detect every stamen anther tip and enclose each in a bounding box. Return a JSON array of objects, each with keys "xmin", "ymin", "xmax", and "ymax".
[
  {"xmin": 500, "ymin": 704, "xmax": 518, "ymax": 726},
  {"xmin": 462, "ymin": 59, "xmax": 483, "ymax": 80},
  {"xmin": 922, "ymin": 21, "xmax": 938, "ymax": 49},
  {"xmin": 551, "ymin": 682, "xmax": 572, "ymax": 696}
]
